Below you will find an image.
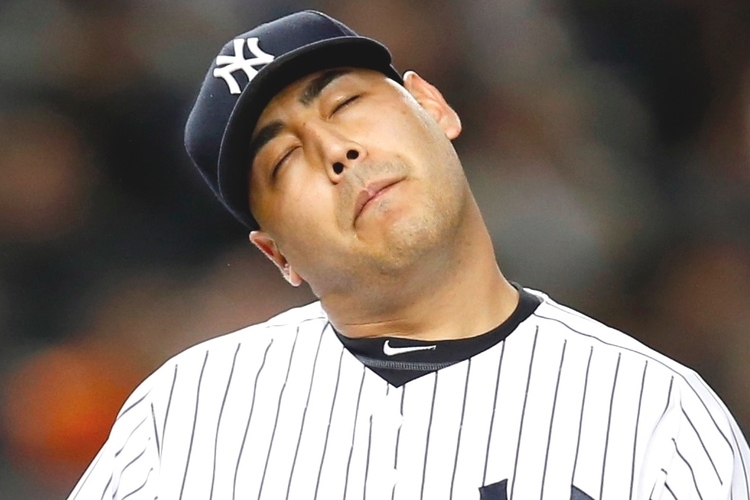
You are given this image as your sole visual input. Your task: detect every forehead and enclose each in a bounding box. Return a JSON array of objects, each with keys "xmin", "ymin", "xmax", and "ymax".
[{"xmin": 253, "ymin": 68, "xmax": 387, "ymax": 130}]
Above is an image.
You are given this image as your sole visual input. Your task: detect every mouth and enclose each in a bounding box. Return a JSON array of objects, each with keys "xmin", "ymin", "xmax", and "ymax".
[{"xmin": 353, "ymin": 177, "xmax": 404, "ymax": 223}]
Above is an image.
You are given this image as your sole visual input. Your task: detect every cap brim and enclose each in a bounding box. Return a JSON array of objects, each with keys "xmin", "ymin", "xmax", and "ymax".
[{"xmin": 216, "ymin": 36, "xmax": 402, "ymax": 230}]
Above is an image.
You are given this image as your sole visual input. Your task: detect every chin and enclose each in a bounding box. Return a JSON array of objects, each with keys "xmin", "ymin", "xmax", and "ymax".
[{"xmin": 367, "ymin": 214, "xmax": 447, "ymax": 271}]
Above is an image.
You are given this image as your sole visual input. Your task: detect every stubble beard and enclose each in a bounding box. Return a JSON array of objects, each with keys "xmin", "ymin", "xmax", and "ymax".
[
  {"xmin": 317, "ymin": 154, "xmax": 471, "ymax": 306},
  {"xmin": 363, "ymin": 176, "xmax": 469, "ymax": 278},
  {"xmin": 342, "ymin": 186, "xmax": 471, "ymax": 318}
]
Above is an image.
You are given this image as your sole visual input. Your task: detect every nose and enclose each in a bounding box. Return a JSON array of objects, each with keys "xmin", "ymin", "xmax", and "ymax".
[
  {"xmin": 332, "ymin": 149, "xmax": 360, "ymax": 175},
  {"xmin": 306, "ymin": 123, "xmax": 365, "ymax": 181}
]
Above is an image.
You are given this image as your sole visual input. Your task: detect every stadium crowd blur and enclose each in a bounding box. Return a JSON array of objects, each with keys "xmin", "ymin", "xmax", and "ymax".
[{"xmin": 0, "ymin": 0, "xmax": 748, "ymax": 497}]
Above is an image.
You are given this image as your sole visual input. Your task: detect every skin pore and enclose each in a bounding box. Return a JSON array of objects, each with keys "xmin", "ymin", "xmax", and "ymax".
[{"xmin": 248, "ymin": 68, "xmax": 518, "ymax": 341}]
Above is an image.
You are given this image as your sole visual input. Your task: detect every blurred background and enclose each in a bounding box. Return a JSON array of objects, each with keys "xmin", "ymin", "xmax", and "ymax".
[{"xmin": 0, "ymin": 0, "xmax": 748, "ymax": 497}]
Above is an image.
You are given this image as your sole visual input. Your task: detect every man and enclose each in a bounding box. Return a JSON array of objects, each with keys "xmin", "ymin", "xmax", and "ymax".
[{"xmin": 68, "ymin": 10, "xmax": 750, "ymax": 500}]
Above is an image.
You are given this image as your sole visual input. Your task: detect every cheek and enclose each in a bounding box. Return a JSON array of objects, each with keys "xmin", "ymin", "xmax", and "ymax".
[
  {"xmin": 371, "ymin": 106, "xmax": 437, "ymax": 154},
  {"xmin": 275, "ymin": 208, "xmax": 344, "ymax": 282},
  {"xmin": 272, "ymin": 181, "xmax": 339, "ymax": 239},
  {"xmin": 252, "ymin": 168, "xmax": 322, "ymax": 228}
]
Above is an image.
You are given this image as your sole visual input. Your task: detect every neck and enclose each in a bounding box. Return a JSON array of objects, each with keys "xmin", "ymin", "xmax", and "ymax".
[{"xmin": 321, "ymin": 209, "xmax": 519, "ymax": 341}]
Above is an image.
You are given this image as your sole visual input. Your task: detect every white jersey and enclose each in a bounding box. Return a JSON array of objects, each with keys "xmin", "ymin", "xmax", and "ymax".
[{"xmin": 68, "ymin": 288, "xmax": 750, "ymax": 499}]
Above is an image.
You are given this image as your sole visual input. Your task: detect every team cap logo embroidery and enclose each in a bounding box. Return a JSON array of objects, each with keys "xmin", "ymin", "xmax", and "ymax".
[{"xmin": 213, "ymin": 38, "xmax": 274, "ymax": 95}]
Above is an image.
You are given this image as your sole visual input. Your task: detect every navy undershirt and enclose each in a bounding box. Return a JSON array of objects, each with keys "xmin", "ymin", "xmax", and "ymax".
[{"xmin": 334, "ymin": 286, "xmax": 541, "ymax": 387}]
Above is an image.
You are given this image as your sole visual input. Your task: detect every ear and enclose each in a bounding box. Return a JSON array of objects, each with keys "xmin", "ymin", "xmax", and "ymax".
[
  {"xmin": 403, "ymin": 71, "xmax": 462, "ymax": 140},
  {"xmin": 248, "ymin": 231, "xmax": 303, "ymax": 287}
]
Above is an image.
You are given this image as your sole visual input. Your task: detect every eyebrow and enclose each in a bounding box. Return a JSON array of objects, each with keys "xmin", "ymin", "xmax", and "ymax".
[
  {"xmin": 248, "ymin": 120, "xmax": 284, "ymax": 171},
  {"xmin": 248, "ymin": 68, "xmax": 352, "ymax": 168},
  {"xmin": 299, "ymin": 68, "xmax": 351, "ymax": 106}
]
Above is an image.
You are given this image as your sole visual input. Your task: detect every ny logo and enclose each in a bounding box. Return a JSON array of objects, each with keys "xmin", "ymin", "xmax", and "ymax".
[
  {"xmin": 479, "ymin": 480, "xmax": 594, "ymax": 500},
  {"xmin": 213, "ymin": 38, "xmax": 274, "ymax": 95}
]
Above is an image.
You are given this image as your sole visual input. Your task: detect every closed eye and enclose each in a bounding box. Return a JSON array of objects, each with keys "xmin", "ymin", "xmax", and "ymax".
[
  {"xmin": 331, "ymin": 95, "xmax": 360, "ymax": 116},
  {"xmin": 272, "ymin": 147, "xmax": 298, "ymax": 179}
]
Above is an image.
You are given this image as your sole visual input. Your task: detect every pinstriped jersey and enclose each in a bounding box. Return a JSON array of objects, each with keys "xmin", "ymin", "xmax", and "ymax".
[{"xmin": 68, "ymin": 288, "xmax": 750, "ymax": 499}]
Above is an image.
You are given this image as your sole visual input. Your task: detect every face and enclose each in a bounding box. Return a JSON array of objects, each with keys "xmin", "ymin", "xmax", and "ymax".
[{"xmin": 248, "ymin": 67, "xmax": 470, "ymax": 298}]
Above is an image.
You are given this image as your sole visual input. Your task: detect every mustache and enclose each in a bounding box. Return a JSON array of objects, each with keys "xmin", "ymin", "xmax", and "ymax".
[
  {"xmin": 340, "ymin": 159, "xmax": 408, "ymax": 198},
  {"xmin": 334, "ymin": 159, "xmax": 408, "ymax": 227}
]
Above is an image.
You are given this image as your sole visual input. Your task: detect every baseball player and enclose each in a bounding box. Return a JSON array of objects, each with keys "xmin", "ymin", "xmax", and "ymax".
[{"xmin": 68, "ymin": 10, "xmax": 750, "ymax": 500}]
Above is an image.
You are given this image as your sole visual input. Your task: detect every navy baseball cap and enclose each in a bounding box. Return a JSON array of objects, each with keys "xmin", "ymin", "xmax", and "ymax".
[{"xmin": 184, "ymin": 10, "xmax": 403, "ymax": 230}]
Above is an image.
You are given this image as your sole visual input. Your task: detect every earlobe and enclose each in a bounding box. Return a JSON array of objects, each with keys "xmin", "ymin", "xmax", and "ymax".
[
  {"xmin": 403, "ymin": 71, "xmax": 462, "ymax": 140},
  {"xmin": 248, "ymin": 231, "xmax": 303, "ymax": 287},
  {"xmin": 283, "ymin": 263, "xmax": 303, "ymax": 287}
]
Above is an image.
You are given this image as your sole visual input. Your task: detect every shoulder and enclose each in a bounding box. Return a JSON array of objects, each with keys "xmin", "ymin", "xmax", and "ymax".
[
  {"xmin": 161, "ymin": 299, "xmax": 325, "ymax": 366},
  {"xmin": 524, "ymin": 287, "xmax": 747, "ymax": 445},
  {"xmin": 525, "ymin": 287, "xmax": 691, "ymax": 373},
  {"xmin": 524, "ymin": 288, "xmax": 750, "ymax": 486},
  {"xmin": 115, "ymin": 301, "xmax": 327, "ymax": 419},
  {"xmin": 521, "ymin": 288, "xmax": 734, "ymax": 423}
]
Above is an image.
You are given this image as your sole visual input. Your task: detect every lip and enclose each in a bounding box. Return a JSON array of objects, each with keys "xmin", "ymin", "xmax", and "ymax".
[{"xmin": 353, "ymin": 177, "xmax": 404, "ymax": 223}]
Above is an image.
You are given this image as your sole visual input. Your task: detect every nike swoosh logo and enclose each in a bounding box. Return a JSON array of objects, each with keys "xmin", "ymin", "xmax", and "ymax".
[{"xmin": 383, "ymin": 340, "xmax": 437, "ymax": 356}]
